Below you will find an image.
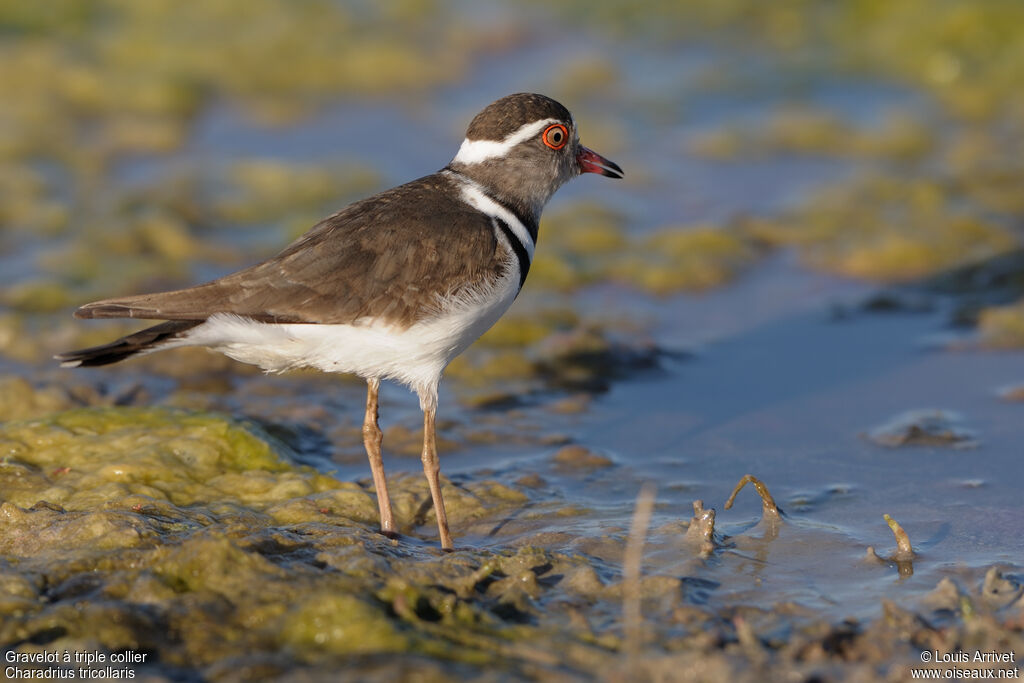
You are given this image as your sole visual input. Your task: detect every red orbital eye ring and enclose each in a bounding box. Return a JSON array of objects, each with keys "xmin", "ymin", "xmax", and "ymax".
[{"xmin": 542, "ymin": 124, "xmax": 568, "ymax": 150}]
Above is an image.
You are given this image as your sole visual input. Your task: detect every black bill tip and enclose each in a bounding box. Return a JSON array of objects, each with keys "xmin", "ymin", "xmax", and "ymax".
[{"xmin": 578, "ymin": 146, "xmax": 623, "ymax": 179}]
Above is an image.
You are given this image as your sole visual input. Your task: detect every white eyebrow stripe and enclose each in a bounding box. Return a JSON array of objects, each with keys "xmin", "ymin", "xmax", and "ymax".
[
  {"xmin": 451, "ymin": 118, "xmax": 560, "ymax": 165},
  {"xmin": 457, "ymin": 180, "xmax": 535, "ymax": 261}
]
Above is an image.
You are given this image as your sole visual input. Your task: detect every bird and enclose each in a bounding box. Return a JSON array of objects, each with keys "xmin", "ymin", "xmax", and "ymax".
[{"xmin": 56, "ymin": 93, "xmax": 623, "ymax": 550}]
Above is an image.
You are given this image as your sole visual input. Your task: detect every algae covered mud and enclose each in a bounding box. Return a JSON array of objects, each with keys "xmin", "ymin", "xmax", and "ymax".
[{"xmin": 2, "ymin": 1, "xmax": 1023, "ymax": 681}]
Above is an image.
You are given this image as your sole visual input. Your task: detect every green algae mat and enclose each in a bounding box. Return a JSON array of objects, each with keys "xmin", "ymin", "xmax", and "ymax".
[{"xmin": 2, "ymin": 403, "xmax": 1021, "ymax": 681}]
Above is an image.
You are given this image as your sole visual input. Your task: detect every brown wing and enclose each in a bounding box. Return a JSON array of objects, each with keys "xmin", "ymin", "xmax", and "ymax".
[{"xmin": 74, "ymin": 174, "xmax": 503, "ymax": 326}]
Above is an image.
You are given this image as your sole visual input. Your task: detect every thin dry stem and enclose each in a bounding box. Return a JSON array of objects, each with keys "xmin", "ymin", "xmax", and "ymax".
[{"xmin": 623, "ymin": 482, "xmax": 656, "ymax": 659}]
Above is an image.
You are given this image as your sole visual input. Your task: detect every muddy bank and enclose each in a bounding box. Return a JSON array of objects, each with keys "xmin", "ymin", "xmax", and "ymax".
[{"xmin": 1, "ymin": 400, "xmax": 1020, "ymax": 681}]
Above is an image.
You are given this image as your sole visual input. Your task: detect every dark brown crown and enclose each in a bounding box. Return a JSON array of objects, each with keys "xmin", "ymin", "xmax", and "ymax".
[{"xmin": 465, "ymin": 93, "xmax": 573, "ymax": 141}]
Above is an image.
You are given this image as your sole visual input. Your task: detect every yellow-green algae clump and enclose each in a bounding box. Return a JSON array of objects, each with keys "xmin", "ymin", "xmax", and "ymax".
[
  {"xmin": 978, "ymin": 301, "xmax": 1024, "ymax": 349},
  {"xmin": 0, "ymin": 403, "xmax": 612, "ymax": 672},
  {"xmin": 0, "ymin": 404, "xmax": 537, "ymax": 533},
  {"xmin": 612, "ymin": 226, "xmax": 759, "ymax": 295},
  {"xmin": 0, "ymin": 407, "xmax": 346, "ymax": 510},
  {"xmin": 743, "ymin": 176, "xmax": 1019, "ymax": 283},
  {"xmin": 690, "ymin": 108, "xmax": 934, "ymax": 162},
  {"xmin": 0, "ymin": 407, "xmax": 619, "ymax": 675},
  {"xmin": 530, "ymin": 203, "xmax": 761, "ymax": 296}
]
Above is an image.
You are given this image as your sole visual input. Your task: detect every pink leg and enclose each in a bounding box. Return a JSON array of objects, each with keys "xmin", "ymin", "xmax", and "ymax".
[
  {"xmin": 362, "ymin": 378, "xmax": 395, "ymax": 536},
  {"xmin": 421, "ymin": 405, "xmax": 453, "ymax": 550}
]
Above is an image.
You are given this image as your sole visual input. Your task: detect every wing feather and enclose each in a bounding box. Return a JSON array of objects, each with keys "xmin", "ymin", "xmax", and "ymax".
[{"xmin": 75, "ymin": 174, "xmax": 503, "ymax": 326}]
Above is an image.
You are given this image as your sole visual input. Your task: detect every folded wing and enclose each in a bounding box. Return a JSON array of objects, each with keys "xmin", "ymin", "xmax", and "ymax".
[{"xmin": 75, "ymin": 175, "xmax": 501, "ymax": 327}]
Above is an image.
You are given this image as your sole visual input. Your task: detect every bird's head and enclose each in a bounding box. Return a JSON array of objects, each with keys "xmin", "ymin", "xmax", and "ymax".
[{"xmin": 449, "ymin": 93, "xmax": 622, "ymax": 219}]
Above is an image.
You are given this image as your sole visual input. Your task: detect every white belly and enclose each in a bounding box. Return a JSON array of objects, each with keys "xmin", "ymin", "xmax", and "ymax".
[{"xmin": 177, "ymin": 255, "xmax": 520, "ymax": 409}]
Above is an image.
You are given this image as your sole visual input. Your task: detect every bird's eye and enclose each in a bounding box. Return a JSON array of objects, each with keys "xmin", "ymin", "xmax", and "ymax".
[{"xmin": 542, "ymin": 124, "xmax": 568, "ymax": 150}]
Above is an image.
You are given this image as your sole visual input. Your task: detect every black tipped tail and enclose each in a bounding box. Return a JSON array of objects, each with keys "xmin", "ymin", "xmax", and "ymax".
[{"xmin": 55, "ymin": 320, "xmax": 203, "ymax": 368}]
